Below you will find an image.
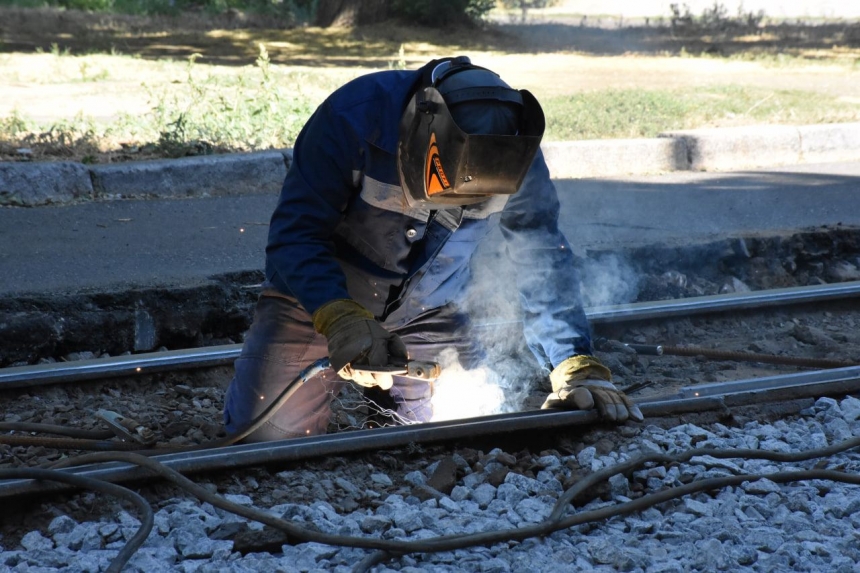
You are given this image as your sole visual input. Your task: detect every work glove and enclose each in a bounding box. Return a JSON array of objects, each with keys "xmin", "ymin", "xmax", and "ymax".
[
  {"xmin": 541, "ymin": 355, "xmax": 644, "ymax": 423},
  {"xmin": 312, "ymin": 299, "xmax": 408, "ymax": 391}
]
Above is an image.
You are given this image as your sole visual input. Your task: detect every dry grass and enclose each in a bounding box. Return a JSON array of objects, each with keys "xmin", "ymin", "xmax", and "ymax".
[{"xmin": 1, "ymin": 7, "xmax": 858, "ymax": 162}]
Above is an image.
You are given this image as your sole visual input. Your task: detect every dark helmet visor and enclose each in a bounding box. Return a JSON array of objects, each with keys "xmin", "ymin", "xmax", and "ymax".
[{"xmin": 397, "ymin": 85, "xmax": 545, "ymax": 208}]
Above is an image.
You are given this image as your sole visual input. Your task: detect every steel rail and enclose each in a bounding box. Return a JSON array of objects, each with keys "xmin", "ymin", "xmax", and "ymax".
[
  {"xmin": 677, "ymin": 365, "xmax": 860, "ymax": 398},
  {"xmin": 585, "ymin": 280, "xmax": 860, "ymax": 324},
  {"xmin": 0, "ymin": 344, "xmax": 242, "ymax": 391},
  {"xmin": 1, "ymin": 365, "xmax": 859, "ymax": 499},
  {"xmin": 2, "ymin": 281, "xmax": 859, "ymax": 391}
]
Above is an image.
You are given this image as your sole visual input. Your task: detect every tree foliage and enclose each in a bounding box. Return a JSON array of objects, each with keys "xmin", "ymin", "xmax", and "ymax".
[
  {"xmin": 498, "ymin": 0, "xmax": 560, "ymax": 22},
  {"xmin": 498, "ymin": 0, "xmax": 559, "ymax": 8},
  {"xmin": 389, "ymin": 0, "xmax": 495, "ymax": 26},
  {"xmin": 7, "ymin": 0, "xmax": 494, "ymax": 25},
  {"xmin": 313, "ymin": 0, "xmax": 495, "ymax": 27}
]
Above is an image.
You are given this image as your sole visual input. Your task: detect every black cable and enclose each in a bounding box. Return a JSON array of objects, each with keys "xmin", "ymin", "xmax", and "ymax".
[
  {"xmin": 40, "ymin": 435, "xmax": 860, "ymax": 562},
  {"xmin": 122, "ymin": 357, "xmax": 330, "ymax": 456},
  {"xmin": 0, "ymin": 435, "xmax": 141, "ymax": 451},
  {"xmin": 12, "ymin": 359, "xmax": 860, "ymax": 569},
  {"xmin": 0, "ymin": 467, "xmax": 153, "ymax": 573},
  {"xmin": 219, "ymin": 358, "xmax": 330, "ymax": 445},
  {"xmin": 3, "ymin": 359, "xmax": 329, "ymax": 464},
  {"xmin": 0, "ymin": 422, "xmax": 115, "ymax": 440},
  {"xmin": 550, "ymin": 434, "xmax": 860, "ymax": 521},
  {"xmin": 13, "ymin": 358, "xmax": 328, "ymax": 468}
]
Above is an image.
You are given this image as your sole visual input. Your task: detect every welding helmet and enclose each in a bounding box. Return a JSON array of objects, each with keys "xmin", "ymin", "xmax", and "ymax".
[{"xmin": 397, "ymin": 56, "xmax": 546, "ymax": 208}]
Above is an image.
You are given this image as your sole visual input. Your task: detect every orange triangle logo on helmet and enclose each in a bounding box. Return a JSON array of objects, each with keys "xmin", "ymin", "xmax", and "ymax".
[{"xmin": 425, "ymin": 132, "xmax": 451, "ymax": 196}]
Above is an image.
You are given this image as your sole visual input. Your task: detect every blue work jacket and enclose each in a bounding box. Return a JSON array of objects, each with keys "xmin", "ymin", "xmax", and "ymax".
[{"xmin": 265, "ymin": 61, "xmax": 592, "ymax": 369}]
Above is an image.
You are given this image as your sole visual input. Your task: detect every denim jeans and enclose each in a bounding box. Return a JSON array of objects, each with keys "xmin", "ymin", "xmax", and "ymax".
[{"xmin": 223, "ymin": 291, "xmax": 480, "ymax": 442}]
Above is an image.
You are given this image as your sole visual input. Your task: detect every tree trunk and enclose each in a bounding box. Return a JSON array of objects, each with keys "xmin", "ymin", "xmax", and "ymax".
[{"xmin": 314, "ymin": 0, "xmax": 389, "ymax": 27}]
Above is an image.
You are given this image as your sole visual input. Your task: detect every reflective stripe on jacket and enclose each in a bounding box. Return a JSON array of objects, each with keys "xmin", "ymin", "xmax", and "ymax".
[{"xmin": 264, "ymin": 62, "xmax": 592, "ymax": 368}]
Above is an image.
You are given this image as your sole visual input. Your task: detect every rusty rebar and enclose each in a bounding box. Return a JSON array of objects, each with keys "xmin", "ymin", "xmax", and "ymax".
[{"xmin": 660, "ymin": 345, "xmax": 857, "ymax": 369}]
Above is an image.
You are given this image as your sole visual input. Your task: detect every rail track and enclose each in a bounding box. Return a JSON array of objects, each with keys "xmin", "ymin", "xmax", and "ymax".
[
  {"xmin": 1, "ymin": 281, "xmax": 859, "ymax": 488},
  {"xmin": 2, "ymin": 280, "xmax": 859, "ymax": 391},
  {"xmin": 2, "ymin": 280, "xmax": 860, "ymax": 571},
  {"xmin": 1, "ymin": 364, "xmax": 859, "ymax": 500}
]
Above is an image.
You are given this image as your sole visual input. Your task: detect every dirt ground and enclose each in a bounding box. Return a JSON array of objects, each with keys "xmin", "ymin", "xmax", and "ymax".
[
  {"xmin": 2, "ymin": 9, "xmax": 860, "ymax": 557},
  {"xmin": 1, "ymin": 7, "xmax": 859, "ymax": 132},
  {"xmin": 2, "ymin": 228, "xmax": 859, "ymax": 551},
  {"xmin": 2, "ymin": 228, "xmax": 859, "ymax": 440}
]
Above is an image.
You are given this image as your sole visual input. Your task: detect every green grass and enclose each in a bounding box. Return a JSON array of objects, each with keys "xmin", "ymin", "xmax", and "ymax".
[
  {"xmin": 1, "ymin": 48, "xmax": 859, "ymax": 161},
  {"xmin": 143, "ymin": 46, "xmax": 316, "ymax": 156},
  {"xmin": 4, "ymin": 82, "xmax": 859, "ymax": 161},
  {"xmin": 543, "ymin": 86, "xmax": 860, "ymax": 141},
  {"xmin": 0, "ymin": 45, "xmax": 323, "ymax": 160}
]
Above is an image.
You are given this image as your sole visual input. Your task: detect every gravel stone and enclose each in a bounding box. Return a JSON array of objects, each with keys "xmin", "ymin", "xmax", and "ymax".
[
  {"xmin": 47, "ymin": 515, "xmax": 77, "ymax": 537},
  {"xmin": 471, "ymin": 483, "xmax": 497, "ymax": 508},
  {"xmin": 742, "ymin": 478, "xmax": 783, "ymax": 495},
  {"xmin": 403, "ymin": 471, "xmax": 426, "ymax": 487},
  {"xmin": 6, "ymin": 397, "xmax": 860, "ymax": 571},
  {"xmin": 576, "ymin": 446, "xmax": 596, "ymax": 467},
  {"xmin": 371, "ymin": 473, "xmax": 394, "ymax": 487},
  {"xmin": 20, "ymin": 530, "xmax": 53, "ymax": 552},
  {"xmin": 495, "ymin": 483, "xmax": 527, "ymax": 507},
  {"xmin": 393, "ymin": 509, "xmax": 425, "ymax": 533},
  {"xmin": 608, "ymin": 473, "xmax": 630, "ymax": 497}
]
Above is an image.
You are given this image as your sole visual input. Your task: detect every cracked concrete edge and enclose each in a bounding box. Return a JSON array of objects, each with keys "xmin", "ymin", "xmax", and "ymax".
[
  {"xmin": 89, "ymin": 149, "xmax": 291, "ymax": 202},
  {"xmin": 2, "ymin": 123, "xmax": 859, "ymax": 207},
  {"xmin": 657, "ymin": 122, "xmax": 860, "ymax": 173},
  {"xmin": 0, "ymin": 149, "xmax": 292, "ymax": 208}
]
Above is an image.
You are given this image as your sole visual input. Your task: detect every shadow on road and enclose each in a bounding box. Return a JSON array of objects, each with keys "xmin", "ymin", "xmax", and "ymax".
[
  {"xmin": 554, "ymin": 168, "xmax": 860, "ymax": 251},
  {"xmin": 0, "ymin": 7, "xmax": 857, "ymax": 66}
]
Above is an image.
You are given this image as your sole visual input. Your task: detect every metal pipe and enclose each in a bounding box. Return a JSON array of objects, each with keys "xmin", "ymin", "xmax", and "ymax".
[
  {"xmin": 2, "ymin": 281, "xmax": 859, "ymax": 392},
  {"xmin": 1, "ymin": 367, "xmax": 858, "ymax": 499},
  {"xmin": 0, "ymin": 344, "xmax": 241, "ymax": 390},
  {"xmin": 660, "ymin": 345, "xmax": 857, "ymax": 369}
]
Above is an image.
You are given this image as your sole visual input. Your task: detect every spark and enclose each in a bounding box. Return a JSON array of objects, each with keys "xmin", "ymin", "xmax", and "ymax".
[{"xmin": 327, "ymin": 384, "xmax": 417, "ymax": 432}]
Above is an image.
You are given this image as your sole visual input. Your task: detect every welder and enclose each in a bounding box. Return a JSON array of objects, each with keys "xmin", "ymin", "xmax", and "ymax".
[{"xmin": 223, "ymin": 56, "xmax": 643, "ymax": 442}]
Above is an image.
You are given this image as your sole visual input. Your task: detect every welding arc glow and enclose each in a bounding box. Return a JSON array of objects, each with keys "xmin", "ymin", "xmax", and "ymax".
[{"xmin": 430, "ymin": 364, "xmax": 505, "ymax": 422}]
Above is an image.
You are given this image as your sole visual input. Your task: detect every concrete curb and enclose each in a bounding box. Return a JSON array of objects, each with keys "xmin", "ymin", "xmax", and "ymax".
[
  {"xmin": 0, "ymin": 150, "xmax": 292, "ymax": 207},
  {"xmin": 90, "ymin": 150, "xmax": 291, "ymax": 202},
  {"xmin": 542, "ymin": 137, "xmax": 687, "ymax": 179},
  {"xmin": 660, "ymin": 122, "xmax": 860, "ymax": 172},
  {"xmin": 0, "ymin": 162, "xmax": 94, "ymax": 206},
  {"xmin": 1, "ymin": 123, "xmax": 859, "ymax": 207}
]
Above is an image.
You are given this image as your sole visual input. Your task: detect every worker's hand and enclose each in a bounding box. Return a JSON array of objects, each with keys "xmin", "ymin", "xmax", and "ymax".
[
  {"xmin": 541, "ymin": 355, "xmax": 644, "ymax": 423},
  {"xmin": 312, "ymin": 299, "xmax": 408, "ymax": 390}
]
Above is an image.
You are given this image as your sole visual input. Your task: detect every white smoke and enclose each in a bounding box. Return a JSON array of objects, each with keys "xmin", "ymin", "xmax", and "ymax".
[{"xmin": 579, "ymin": 253, "xmax": 640, "ymax": 307}]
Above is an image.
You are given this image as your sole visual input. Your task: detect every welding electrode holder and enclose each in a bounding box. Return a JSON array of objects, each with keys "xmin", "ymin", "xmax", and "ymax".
[
  {"xmin": 222, "ymin": 358, "xmax": 440, "ymax": 444},
  {"xmin": 347, "ymin": 360, "xmax": 442, "ymax": 380}
]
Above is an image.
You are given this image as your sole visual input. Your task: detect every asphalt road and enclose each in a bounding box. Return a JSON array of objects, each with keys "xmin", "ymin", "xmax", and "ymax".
[
  {"xmin": 556, "ymin": 161, "xmax": 860, "ymax": 250},
  {"xmin": 2, "ymin": 161, "xmax": 858, "ymax": 298}
]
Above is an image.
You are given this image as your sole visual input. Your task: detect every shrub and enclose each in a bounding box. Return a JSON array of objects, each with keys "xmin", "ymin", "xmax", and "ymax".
[{"xmin": 388, "ymin": 0, "xmax": 494, "ymax": 26}]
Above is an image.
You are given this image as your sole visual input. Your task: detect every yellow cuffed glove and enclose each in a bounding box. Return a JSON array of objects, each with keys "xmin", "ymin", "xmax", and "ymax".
[
  {"xmin": 312, "ymin": 299, "xmax": 409, "ymax": 390},
  {"xmin": 541, "ymin": 355, "xmax": 643, "ymax": 422}
]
